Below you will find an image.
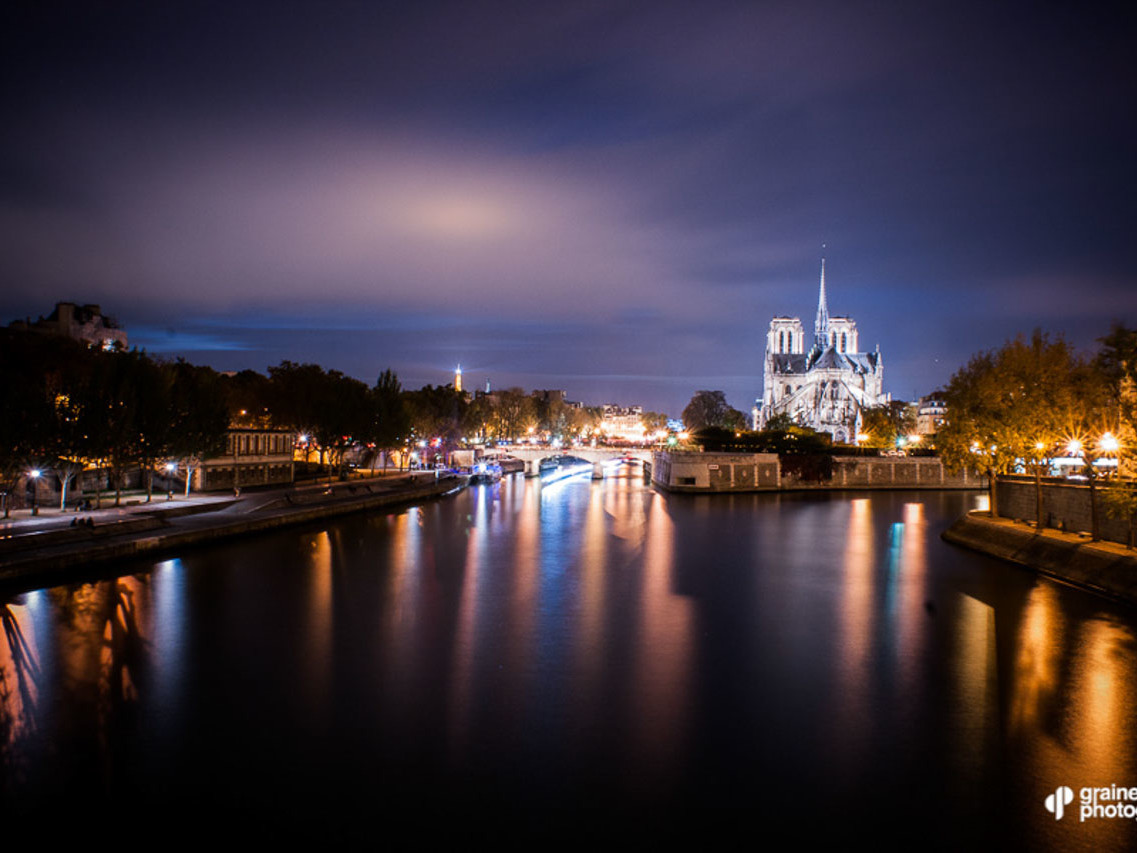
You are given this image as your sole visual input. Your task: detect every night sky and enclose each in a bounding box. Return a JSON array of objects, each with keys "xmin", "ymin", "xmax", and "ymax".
[{"xmin": 3, "ymin": 1, "xmax": 1134, "ymax": 415}]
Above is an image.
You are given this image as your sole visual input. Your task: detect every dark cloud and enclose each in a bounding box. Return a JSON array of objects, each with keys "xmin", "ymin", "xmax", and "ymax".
[{"xmin": 3, "ymin": 1, "xmax": 1134, "ymax": 413}]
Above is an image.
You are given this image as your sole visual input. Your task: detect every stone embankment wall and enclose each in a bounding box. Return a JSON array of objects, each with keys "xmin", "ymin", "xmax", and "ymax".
[
  {"xmin": 995, "ymin": 476, "xmax": 1135, "ymax": 546},
  {"xmin": 652, "ymin": 451, "xmax": 781, "ymax": 491},
  {"xmin": 943, "ymin": 512, "xmax": 1137, "ymax": 606},
  {"xmin": 652, "ymin": 451, "xmax": 982, "ymax": 492}
]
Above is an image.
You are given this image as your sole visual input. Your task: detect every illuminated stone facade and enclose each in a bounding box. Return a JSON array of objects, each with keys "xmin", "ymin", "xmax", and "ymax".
[{"xmin": 757, "ymin": 261, "xmax": 886, "ymax": 443}]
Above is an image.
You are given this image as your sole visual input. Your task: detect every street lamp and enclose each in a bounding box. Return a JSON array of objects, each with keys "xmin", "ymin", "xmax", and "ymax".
[
  {"xmin": 166, "ymin": 462, "xmax": 177, "ymax": 500},
  {"xmin": 1100, "ymin": 432, "xmax": 1120, "ymax": 455},
  {"xmin": 29, "ymin": 469, "xmax": 41, "ymax": 516},
  {"xmin": 1032, "ymin": 439, "xmax": 1050, "ymax": 529}
]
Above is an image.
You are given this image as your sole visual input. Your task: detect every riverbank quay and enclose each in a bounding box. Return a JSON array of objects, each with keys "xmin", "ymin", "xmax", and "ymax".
[
  {"xmin": 652, "ymin": 449, "xmax": 984, "ymax": 492},
  {"xmin": 0, "ymin": 472, "xmax": 467, "ymax": 588},
  {"xmin": 943, "ymin": 510, "xmax": 1137, "ymax": 606}
]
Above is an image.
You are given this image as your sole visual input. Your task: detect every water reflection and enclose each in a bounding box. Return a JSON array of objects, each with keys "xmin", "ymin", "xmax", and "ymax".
[
  {"xmin": 1011, "ymin": 584, "xmax": 1064, "ymax": 734},
  {"xmin": 628, "ymin": 489, "xmax": 692, "ymax": 792},
  {"xmin": 2, "ymin": 574, "xmax": 153, "ymax": 802},
  {"xmin": 832, "ymin": 498, "xmax": 874, "ymax": 773},
  {"xmin": 1, "ymin": 484, "xmax": 1136, "ymax": 846},
  {"xmin": 1, "ymin": 599, "xmax": 40, "ymax": 745}
]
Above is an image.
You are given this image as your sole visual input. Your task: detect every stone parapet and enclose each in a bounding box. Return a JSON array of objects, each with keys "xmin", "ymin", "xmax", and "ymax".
[{"xmin": 995, "ymin": 476, "xmax": 1135, "ymax": 546}]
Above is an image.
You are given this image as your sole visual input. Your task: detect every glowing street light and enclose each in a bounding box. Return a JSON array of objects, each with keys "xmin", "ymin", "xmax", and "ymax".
[
  {"xmin": 1100, "ymin": 432, "xmax": 1120, "ymax": 454},
  {"xmin": 166, "ymin": 462, "xmax": 177, "ymax": 500},
  {"xmin": 29, "ymin": 468, "xmax": 41, "ymax": 516}
]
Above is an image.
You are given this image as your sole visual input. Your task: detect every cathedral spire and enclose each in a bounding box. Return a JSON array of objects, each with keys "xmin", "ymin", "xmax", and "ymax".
[{"xmin": 814, "ymin": 255, "xmax": 830, "ymax": 344}]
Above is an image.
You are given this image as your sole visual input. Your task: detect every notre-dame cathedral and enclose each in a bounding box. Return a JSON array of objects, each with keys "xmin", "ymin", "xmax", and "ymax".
[{"xmin": 755, "ymin": 259, "xmax": 886, "ymax": 443}]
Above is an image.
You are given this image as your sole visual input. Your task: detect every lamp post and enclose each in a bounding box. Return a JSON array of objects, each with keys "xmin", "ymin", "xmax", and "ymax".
[
  {"xmin": 166, "ymin": 462, "xmax": 176, "ymax": 500},
  {"xmin": 1069, "ymin": 437, "xmax": 1102, "ymax": 542},
  {"xmin": 1033, "ymin": 440, "xmax": 1048, "ymax": 529},
  {"xmin": 29, "ymin": 469, "xmax": 41, "ymax": 516}
]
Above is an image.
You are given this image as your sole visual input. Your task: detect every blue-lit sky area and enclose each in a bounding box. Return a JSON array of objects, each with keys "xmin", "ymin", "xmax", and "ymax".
[{"xmin": 3, "ymin": 1, "xmax": 1134, "ymax": 414}]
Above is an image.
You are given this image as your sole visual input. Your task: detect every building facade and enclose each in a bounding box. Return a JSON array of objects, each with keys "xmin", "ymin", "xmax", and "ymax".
[
  {"xmin": 600, "ymin": 404, "xmax": 646, "ymax": 442},
  {"xmin": 756, "ymin": 260, "xmax": 886, "ymax": 443},
  {"xmin": 915, "ymin": 396, "xmax": 947, "ymax": 436},
  {"xmin": 195, "ymin": 428, "xmax": 296, "ymax": 491},
  {"xmin": 9, "ymin": 302, "xmax": 128, "ymax": 350}
]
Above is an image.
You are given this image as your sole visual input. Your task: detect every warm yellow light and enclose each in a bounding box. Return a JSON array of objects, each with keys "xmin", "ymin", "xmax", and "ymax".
[
  {"xmin": 1035, "ymin": 441, "xmax": 1046, "ymax": 451},
  {"xmin": 856, "ymin": 433, "xmax": 870, "ymax": 444},
  {"xmin": 678, "ymin": 431, "xmax": 689, "ymax": 441},
  {"xmin": 1100, "ymin": 432, "xmax": 1120, "ymax": 453},
  {"xmin": 1067, "ymin": 439, "xmax": 1083, "ymax": 456},
  {"xmin": 907, "ymin": 434, "xmax": 921, "ymax": 444}
]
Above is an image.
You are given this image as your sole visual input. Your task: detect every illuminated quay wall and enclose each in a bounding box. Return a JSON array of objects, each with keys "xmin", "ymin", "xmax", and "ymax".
[
  {"xmin": 995, "ymin": 475, "xmax": 1134, "ymax": 545},
  {"xmin": 652, "ymin": 451, "xmax": 982, "ymax": 492}
]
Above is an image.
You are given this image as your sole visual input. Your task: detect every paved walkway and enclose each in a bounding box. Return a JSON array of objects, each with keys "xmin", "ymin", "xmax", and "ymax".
[
  {"xmin": 0, "ymin": 472, "xmax": 467, "ymax": 587},
  {"xmin": 0, "ymin": 470, "xmax": 440, "ymax": 535}
]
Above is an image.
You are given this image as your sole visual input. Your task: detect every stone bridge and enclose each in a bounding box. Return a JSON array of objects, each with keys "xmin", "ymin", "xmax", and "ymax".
[{"xmin": 484, "ymin": 446, "xmax": 652, "ymax": 478}]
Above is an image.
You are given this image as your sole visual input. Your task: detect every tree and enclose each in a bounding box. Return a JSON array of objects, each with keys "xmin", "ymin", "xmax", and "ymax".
[
  {"xmin": 860, "ymin": 401, "xmax": 917, "ymax": 449},
  {"xmin": 640, "ymin": 411, "xmax": 669, "ymax": 434},
  {"xmin": 938, "ymin": 331, "xmax": 1107, "ymax": 516},
  {"xmin": 168, "ymin": 361, "xmax": 229, "ymax": 496},
  {"xmin": 320, "ymin": 371, "xmax": 372, "ymax": 478},
  {"xmin": 403, "ymin": 384, "xmax": 468, "ymax": 462},
  {"xmin": 221, "ymin": 369, "xmax": 275, "ymax": 428},
  {"xmin": 0, "ymin": 329, "xmax": 58, "ymax": 515},
  {"xmin": 43, "ymin": 355, "xmax": 95, "ymax": 510},
  {"xmin": 682, "ymin": 390, "xmax": 745, "ymax": 431},
  {"xmin": 267, "ymin": 362, "xmax": 326, "ymax": 456},
  {"xmin": 1097, "ymin": 323, "xmax": 1137, "ymax": 478},
  {"xmin": 1096, "ymin": 324, "xmax": 1137, "ymax": 541},
  {"xmin": 764, "ymin": 412, "xmax": 796, "ymax": 432},
  {"xmin": 493, "ymin": 388, "xmax": 537, "ymax": 442},
  {"xmin": 370, "ymin": 369, "xmax": 409, "ymax": 471}
]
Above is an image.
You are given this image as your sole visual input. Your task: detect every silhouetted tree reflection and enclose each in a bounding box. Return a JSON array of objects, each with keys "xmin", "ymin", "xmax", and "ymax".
[
  {"xmin": 1, "ymin": 603, "xmax": 42, "ymax": 790},
  {"xmin": 1, "ymin": 576, "xmax": 153, "ymax": 801}
]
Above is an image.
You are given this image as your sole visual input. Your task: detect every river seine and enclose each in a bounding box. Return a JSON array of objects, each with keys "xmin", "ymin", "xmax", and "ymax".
[{"xmin": 3, "ymin": 470, "xmax": 1137, "ymax": 848}]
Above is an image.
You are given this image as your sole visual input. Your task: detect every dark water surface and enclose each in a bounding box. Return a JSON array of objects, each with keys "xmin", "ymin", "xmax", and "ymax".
[{"xmin": 3, "ymin": 473, "xmax": 1137, "ymax": 847}]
